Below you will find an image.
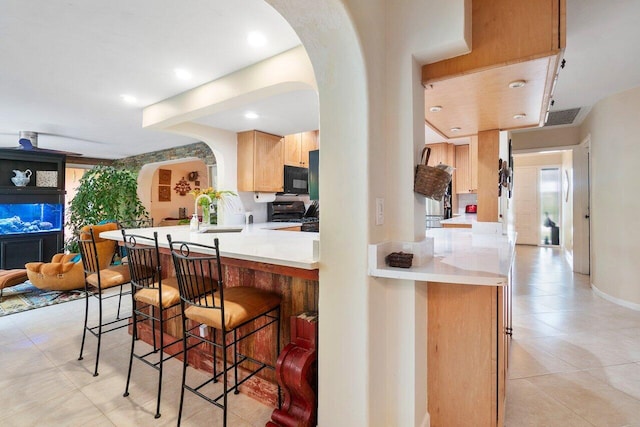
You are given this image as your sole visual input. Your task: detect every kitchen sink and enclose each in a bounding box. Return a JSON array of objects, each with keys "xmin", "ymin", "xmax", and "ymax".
[{"xmin": 198, "ymin": 227, "xmax": 244, "ymax": 233}]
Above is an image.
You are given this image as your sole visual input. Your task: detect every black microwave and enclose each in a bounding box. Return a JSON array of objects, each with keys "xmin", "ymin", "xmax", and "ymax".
[{"xmin": 283, "ymin": 165, "xmax": 308, "ymax": 194}]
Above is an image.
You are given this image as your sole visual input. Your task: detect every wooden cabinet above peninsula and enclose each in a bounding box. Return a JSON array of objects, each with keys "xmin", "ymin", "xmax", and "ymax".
[
  {"xmin": 423, "ymin": 0, "xmax": 565, "ymax": 139},
  {"xmin": 237, "ymin": 130, "xmax": 284, "ymax": 192},
  {"xmin": 284, "ymin": 130, "xmax": 318, "ymax": 168}
]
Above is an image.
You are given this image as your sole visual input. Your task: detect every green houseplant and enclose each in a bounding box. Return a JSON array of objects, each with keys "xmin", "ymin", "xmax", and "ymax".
[{"xmin": 66, "ymin": 165, "xmax": 150, "ymax": 252}]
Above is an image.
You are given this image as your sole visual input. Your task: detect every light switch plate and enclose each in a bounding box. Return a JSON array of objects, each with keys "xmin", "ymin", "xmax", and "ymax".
[{"xmin": 375, "ymin": 198, "xmax": 384, "ymax": 225}]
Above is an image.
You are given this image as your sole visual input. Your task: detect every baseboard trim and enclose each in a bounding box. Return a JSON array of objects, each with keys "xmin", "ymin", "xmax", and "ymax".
[
  {"xmin": 420, "ymin": 412, "xmax": 430, "ymax": 427},
  {"xmin": 591, "ymin": 283, "xmax": 640, "ymax": 311},
  {"xmin": 563, "ymin": 248, "xmax": 573, "ymax": 269}
]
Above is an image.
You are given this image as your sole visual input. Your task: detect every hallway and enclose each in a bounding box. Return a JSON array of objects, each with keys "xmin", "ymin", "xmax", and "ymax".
[{"xmin": 506, "ymin": 246, "xmax": 640, "ymax": 426}]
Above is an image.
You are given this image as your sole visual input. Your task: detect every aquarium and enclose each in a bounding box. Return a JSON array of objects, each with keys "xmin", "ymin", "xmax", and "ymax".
[{"xmin": 0, "ymin": 203, "xmax": 63, "ymax": 235}]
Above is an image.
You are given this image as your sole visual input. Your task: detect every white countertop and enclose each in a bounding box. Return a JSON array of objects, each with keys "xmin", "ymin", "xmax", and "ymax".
[
  {"xmin": 368, "ymin": 227, "xmax": 516, "ymax": 286},
  {"xmin": 100, "ymin": 222, "xmax": 319, "ymax": 270},
  {"xmin": 440, "ymin": 213, "xmax": 477, "ymax": 225}
]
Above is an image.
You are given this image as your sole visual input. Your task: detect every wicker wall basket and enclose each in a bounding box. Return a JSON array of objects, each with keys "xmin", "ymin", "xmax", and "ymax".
[{"xmin": 414, "ymin": 147, "xmax": 452, "ymax": 200}]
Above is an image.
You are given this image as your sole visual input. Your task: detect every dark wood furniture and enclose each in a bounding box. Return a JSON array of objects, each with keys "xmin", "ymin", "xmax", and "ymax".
[
  {"xmin": 0, "ymin": 149, "xmax": 65, "ymax": 269},
  {"xmin": 267, "ymin": 312, "xmax": 318, "ymax": 427}
]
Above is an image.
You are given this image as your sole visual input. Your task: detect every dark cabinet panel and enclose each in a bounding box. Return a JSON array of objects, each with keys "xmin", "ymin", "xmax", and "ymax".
[{"xmin": 0, "ymin": 232, "xmax": 62, "ymax": 269}]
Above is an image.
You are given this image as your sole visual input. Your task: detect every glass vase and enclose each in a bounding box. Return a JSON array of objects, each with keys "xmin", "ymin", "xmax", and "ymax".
[
  {"xmin": 202, "ymin": 203, "xmax": 211, "ymax": 226},
  {"xmin": 211, "ymin": 201, "xmax": 217, "ymax": 225}
]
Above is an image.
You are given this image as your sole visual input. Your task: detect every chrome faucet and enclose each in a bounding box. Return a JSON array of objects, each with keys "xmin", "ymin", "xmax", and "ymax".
[{"xmin": 194, "ymin": 194, "xmax": 213, "ymax": 226}]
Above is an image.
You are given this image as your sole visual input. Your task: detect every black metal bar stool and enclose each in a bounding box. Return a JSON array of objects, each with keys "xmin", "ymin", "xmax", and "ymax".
[
  {"xmin": 120, "ymin": 230, "xmax": 183, "ymax": 419},
  {"xmin": 167, "ymin": 236, "xmax": 282, "ymax": 427},
  {"xmin": 77, "ymin": 223, "xmax": 131, "ymax": 377}
]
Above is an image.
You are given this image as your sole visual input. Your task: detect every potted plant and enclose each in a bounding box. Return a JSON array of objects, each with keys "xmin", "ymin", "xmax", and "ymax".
[
  {"xmin": 189, "ymin": 187, "xmax": 236, "ymax": 225},
  {"xmin": 66, "ymin": 165, "xmax": 150, "ymax": 251}
]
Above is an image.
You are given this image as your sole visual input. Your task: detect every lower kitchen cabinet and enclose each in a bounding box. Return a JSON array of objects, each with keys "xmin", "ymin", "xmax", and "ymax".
[{"xmin": 428, "ymin": 281, "xmax": 510, "ymax": 426}]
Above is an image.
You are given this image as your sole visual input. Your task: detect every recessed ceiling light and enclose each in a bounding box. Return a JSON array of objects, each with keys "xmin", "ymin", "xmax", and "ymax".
[
  {"xmin": 429, "ymin": 105, "xmax": 443, "ymax": 113},
  {"xmin": 247, "ymin": 31, "xmax": 267, "ymax": 47},
  {"xmin": 174, "ymin": 68, "xmax": 192, "ymax": 80},
  {"xmin": 450, "ymin": 127, "xmax": 461, "ymax": 132},
  {"xmin": 513, "ymin": 113, "xmax": 527, "ymax": 120},
  {"xmin": 244, "ymin": 111, "xmax": 259, "ymax": 119},
  {"xmin": 120, "ymin": 94, "xmax": 137, "ymax": 104},
  {"xmin": 508, "ymin": 80, "xmax": 527, "ymax": 89}
]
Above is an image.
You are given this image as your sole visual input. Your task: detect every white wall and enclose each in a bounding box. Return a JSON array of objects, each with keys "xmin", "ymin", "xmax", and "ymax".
[
  {"xmin": 143, "ymin": 0, "xmax": 471, "ymax": 424},
  {"xmin": 511, "ymin": 126, "xmax": 580, "ymax": 151},
  {"xmin": 270, "ymin": 1, "xmax": 470, "ymax": 425},
  {"xmin": 580, "ymin": 85, "xmax": 640, "ymax": 306},
  {"xmin": 562, "ymin": 150, "xmax": 574, "ymax": 260}
]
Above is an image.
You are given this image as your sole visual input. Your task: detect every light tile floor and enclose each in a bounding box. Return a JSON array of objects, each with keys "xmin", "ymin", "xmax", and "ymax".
[
  {"xmin": 2, "ymin": 246, "xmax": 639, "ymax": 426},
  {"xmin": 506, "ymin": 246, "xmax": 640, "ymax": 427},
  {"xmin": 0, "ymin": 287, "xmax": 273, "ymax": 426}
]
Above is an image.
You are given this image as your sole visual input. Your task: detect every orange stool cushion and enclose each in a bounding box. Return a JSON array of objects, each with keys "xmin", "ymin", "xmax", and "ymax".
[
  {"xmin": 185, "ymin": 286, "xmax": 281, "ymax": 330},
  {"xmin": 133, "ymin": 277, "xmax": 181, "ymax": 308},
  {"xmin": 86, "ymin": 264, "xmax": 131, "ymax": 290}
]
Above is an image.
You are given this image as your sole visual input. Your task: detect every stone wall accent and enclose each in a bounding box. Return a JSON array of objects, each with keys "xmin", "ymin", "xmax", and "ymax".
[{"xmin": 114, "ymin": 142, "xmax": 216, "ymax": 171}]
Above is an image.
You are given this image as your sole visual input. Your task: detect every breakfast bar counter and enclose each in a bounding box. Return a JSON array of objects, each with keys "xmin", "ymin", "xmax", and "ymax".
[{"xmin": 101, "ymin": 223, "xmax": 319, "ymax": 407}]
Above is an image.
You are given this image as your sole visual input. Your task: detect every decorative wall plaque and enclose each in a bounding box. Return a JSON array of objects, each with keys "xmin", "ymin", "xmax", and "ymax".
[
  {"xmin": 158, "ymin": 185, "xmax": 171, "ymax": 202},
  {"xmin": 158, "ymin": 169, "xmax": 172, "ymax": 185}
]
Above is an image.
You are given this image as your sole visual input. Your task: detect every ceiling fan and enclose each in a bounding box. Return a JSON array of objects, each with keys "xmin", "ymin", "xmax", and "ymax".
[{"xmin": 12, "ymin": 131, "xmax": 83, "ymax": 156}]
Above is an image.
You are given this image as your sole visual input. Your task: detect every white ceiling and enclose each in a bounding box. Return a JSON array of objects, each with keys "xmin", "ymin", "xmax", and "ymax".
[
  {"xmin": 1, "ymin": 0, "xmax": 639, "ymax": 157},
  {"xmin": 0, "ymin": 0, "xmax": 303, "ymax": 158}
]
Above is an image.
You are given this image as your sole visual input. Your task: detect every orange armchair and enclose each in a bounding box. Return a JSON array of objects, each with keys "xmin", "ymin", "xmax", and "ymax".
[{"xmin": 80, "ymin": 223, "xmax": 120, "ymax": 269}]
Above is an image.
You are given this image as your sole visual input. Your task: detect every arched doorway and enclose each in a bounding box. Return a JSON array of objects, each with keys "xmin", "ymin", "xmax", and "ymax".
[{"xmin": 138, "ymin": 157, "xmax": 211, "ymax": 226}]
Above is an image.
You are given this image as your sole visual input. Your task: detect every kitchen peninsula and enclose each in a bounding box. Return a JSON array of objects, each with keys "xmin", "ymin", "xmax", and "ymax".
[
  {"xmin": 370, "ymin": 227, "xmax": 516, "ymax": 426},
  {"xmin": 101, "ymin": 223, "xmax": 319, "ymax": 406}
]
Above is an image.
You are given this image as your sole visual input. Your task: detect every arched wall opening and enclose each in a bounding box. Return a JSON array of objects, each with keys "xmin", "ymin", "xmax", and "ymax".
[{"xmin": 138, "ymin": 157, "xmax": 211, "ymax": 225}]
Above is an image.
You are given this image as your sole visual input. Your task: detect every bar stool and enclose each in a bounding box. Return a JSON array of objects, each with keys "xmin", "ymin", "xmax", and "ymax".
[
  {"xmin": 120, "ymin": 230, "xmax": 183, "ymax": 419},
  {"xmin": 77, "ymin": 224, "xmax": 131, "ymax": 377},
  {"xmin": 167, "ymin": 236, "xmax": 282, "ymax": 427}
]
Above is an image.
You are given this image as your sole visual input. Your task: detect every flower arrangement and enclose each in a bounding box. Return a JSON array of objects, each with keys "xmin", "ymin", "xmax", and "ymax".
[{"xmin": 189, "ymin": 187, "xmax": 237, "ymax": 206}]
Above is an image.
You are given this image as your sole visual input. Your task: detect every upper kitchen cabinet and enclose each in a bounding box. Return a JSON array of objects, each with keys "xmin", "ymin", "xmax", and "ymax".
[
  {"xmin": 425, "ymin": 142, "xmax": 454, "ymax": 167},
  {"xmin": 237, "ymin": 130, "xmax": 284, "ymax": 193},
  {"xmin": 454, "ymin": 136, "xmax": 478, "ymax": 194},
  {"xmin": 422, "ymin": 0, "xmax": 565, "ymax": 139},
  {"xmin": 284, "ymin": 130, "xmax": 319, "ymax": 168}
]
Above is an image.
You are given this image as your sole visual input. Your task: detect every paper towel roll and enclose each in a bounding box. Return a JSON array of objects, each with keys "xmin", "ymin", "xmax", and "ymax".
[{"xmin": 254, "ymin": 192, "xmax": 276, "ymax": 203}]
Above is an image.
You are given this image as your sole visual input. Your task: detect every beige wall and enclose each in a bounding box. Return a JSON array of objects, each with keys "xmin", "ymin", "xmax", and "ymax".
[
  {"xmin": 513, "ymin": 152, "xmax": 563, "ymax": 167},
  {"xmin": 580, "ymin": 85, "xmax": 640, "ymax": 307},
  {"xmin": 149, "ymin": 160, "xmax": 208, "ymax": 225},
  {"xmin": 511, "ymin": 126, "xmax": 580, "ymax": 151}
]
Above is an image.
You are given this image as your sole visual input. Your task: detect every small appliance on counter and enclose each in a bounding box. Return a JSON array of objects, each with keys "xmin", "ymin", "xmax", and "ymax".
[
  {"xmin": 300, "ymin": 201, "xmax": 319, "ymax": 232},
  {"xmin": 267, "ymin": 201, "xmax": 306, "ymax": 222},
  {"xmin": 465, "ymin": 204, "xmax": 477, "ymax": 213}
]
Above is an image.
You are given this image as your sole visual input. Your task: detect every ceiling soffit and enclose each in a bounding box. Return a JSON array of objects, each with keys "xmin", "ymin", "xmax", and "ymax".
[{"xmin": 424, "ymin": 56, "xmax": 556, "ymax": 139}]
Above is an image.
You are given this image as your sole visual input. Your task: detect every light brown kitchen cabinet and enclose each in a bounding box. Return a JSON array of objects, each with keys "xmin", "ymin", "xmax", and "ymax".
[
  {"xmin": 454, "ymin": 136, "xmax": 478, "ymax": 194},
  {"xmin": 425, "ymin": 142, "xmax": 454, "ymax": 167},
  {"xmin": 454, "ymin": 141, "xmax": 477, "ymax": 194},
  {"xmin": 428, "ymin": 281, "xmax": 510, "ymax": 426},
  {"xmin": 284, "ymin": 130, "xmax": 318, "ymax": 168},
  {"xmin": 237, "ymin": 130, "xmax": 284, "ymax": 192}
]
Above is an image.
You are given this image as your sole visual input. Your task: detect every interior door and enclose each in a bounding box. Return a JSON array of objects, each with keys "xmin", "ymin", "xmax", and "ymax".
[{"xmin": 513, "ymin": 166, "xmax": 538, "ymax": 245}]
